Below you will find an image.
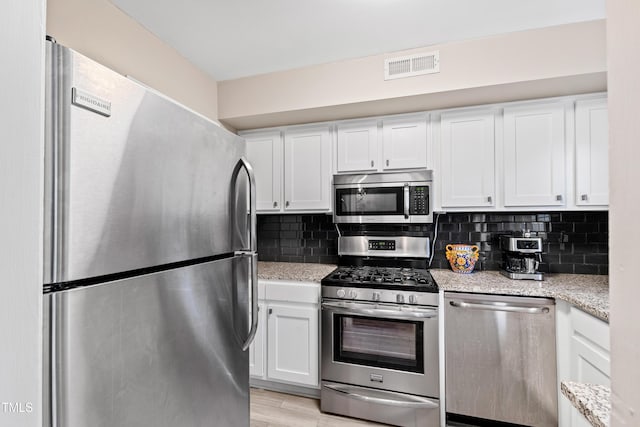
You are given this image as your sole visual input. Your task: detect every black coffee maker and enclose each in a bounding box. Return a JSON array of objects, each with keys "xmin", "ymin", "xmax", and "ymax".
[{"xmin": 499, "ymin": 235, "xmax": 543, "ymax": 281}]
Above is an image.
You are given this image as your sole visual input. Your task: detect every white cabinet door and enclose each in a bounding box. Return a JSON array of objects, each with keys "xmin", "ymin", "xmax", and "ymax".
[
  {"xmin": 382, "ymin": 115, "xmax": 428, "ymax": 170},
  {"xmin": 336, "ymin": 120, "xmax": 378, "ymax": 172},
  {"xmin": 440, "ymin": 110, "xmax": 495, "ymax": 208},
  {"xmin": 575, "ymin": 98, "xmax": 609, "ymax": 206},
  {"xmin": 245, "ymin": 131, "xmax": 282, "ymax": 212},
  {"xmin": 503, "ymin": 103, "xmax": 566, "ymax": 206},
  {"xmin": 570, "ymin": 306, "xmax": 610, "ymax": 386},
  {"xmin": 266, "ymin": 303, "xmax": 319, "ymax": 387},
  {"xmin": 249, "ymin": 301, "xmax": 267, "ymax": 378},
  {"xmin": 283, "ymin": 126, "xmax": 331, "ymax": 211}
]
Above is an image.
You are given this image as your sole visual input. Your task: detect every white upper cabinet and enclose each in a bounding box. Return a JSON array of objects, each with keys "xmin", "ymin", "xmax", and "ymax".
[
  {"xmin": 575, "ymin": 97, "xmax": 609, "ymax": 206},
  {"xmin": 336, "ymin": 120, "xmax": 378, "ymax": 172},
  {"xmin": 440, "ymin": 110, "xmax": 495, "ymax": 208},
  {"xmin": 503, "ymin": 103, "xmax": 566, "ymax": 207},
  {"xmin": 382, "ymin": 115, "xmax": 428, "ymax": 170},
  {"xmin": 283, "ymin": 126, "xmax": 332, "ymax": 211},
  {"xmin": 245, "ymin": 131, "xmax": 282, "ymax": 211}
]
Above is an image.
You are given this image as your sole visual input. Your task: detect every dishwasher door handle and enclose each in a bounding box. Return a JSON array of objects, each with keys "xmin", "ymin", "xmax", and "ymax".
[{"xmin": 449, "ymin": 300, "xmax": 550, "ymax": 314}]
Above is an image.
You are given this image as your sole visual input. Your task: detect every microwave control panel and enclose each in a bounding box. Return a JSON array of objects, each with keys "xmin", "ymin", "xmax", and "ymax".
[{"xmin": 409, "ymin": 186, "xmax": 429, "ymax": 215}]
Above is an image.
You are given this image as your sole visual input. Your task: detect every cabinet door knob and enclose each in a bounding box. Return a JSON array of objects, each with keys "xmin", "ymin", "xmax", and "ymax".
[
  {"xmin": 371, "ymin": 160, "xmax": 374, "ymax": 167},
  {"xmin": 285, "ymin": 201, "xmax": 290, "ymax": 208},
  {"xmin": 268, "ymin": 308, "xmax": 272, "ymax": 315},
  {"xmin": 487, "ymin": 196, "xmax": 492, "ymax": 203},
  {"xmin": 386, "ymin": 159, "xmax": 390, "ymax": 167},
  {"xmin": 273, "ymin": 201, "xmax": 278, "ymax": 208},
  {"xmin": 581, "ymin": 194, "xmax": 589, "ymax": 201},
  {"xmin": 556, "ymin": 194, "xmax": 563, "ymax": 202}
]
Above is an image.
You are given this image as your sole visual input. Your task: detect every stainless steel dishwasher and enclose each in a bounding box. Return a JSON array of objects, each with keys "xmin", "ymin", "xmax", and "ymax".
[{"xmin": 444, "ymin": 292, "xmax": 557, "ymax": 426}]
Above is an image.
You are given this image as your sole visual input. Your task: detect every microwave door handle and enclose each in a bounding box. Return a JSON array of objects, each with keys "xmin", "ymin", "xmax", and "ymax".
[{"xmin": 404, "ymin": 184, "xmax": 410, "ymax": 219}]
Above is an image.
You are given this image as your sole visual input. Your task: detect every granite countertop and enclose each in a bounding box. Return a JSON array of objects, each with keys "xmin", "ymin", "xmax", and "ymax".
[
  {"xmin": 257, "ymin": 261, "xmax": 337, "ymax": 283},
  {"xmin": 256, "ymin": 262, "xmax": 609, "ymax": 321},
  {"xmin": 561, "ymin": 382, "xmax": 610, "ymax": 427},
  {"xmin": 431, "ymin": 269, "xmax": 609, "ymax": 322}
]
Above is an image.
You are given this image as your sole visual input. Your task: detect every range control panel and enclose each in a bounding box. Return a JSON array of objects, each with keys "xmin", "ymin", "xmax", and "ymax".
[
  {"xmin": 409, "ymin": 186, "xmax": 429, "ymax": 215},
  {"xmin": 368, "ymin": 240, "xmax": 396, "ymax": 251}
]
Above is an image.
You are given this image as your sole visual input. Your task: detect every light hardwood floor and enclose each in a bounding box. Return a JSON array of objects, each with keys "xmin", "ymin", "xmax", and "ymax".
[{"xmin": 250, "ymin": 388, "xmax": 389, "ymax": 427}]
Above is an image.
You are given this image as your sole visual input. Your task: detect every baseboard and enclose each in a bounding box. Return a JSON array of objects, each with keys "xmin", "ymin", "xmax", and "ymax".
[{"xmin": 250, "ymin": 378, "xmax": 321, "ymax": 399}]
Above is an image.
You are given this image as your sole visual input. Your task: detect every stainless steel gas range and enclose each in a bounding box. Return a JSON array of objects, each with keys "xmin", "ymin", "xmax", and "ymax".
[{"xmin": 320, "ymin": 235, "xmax": 440, "ymax": 427}]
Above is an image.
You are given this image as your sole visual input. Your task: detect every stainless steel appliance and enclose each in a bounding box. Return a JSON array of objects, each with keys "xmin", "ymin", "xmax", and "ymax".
[
  {"xmin": 320, "ymin": 235, "xmax": 440, "ymax": 427},
  {"xmin": 43, "ymin": 40, "xmax": 258, "ymax": 427},
  {"xmin": 500, "ymin": 235, "xmax": 544, "ymax": 281},
  {"xmin": 445, "ymin": 293, "xmax": 557, "ymax": 426},
  {"xmin": 333, "ymin": 170, "xmax": 433, "ymax": 224}
]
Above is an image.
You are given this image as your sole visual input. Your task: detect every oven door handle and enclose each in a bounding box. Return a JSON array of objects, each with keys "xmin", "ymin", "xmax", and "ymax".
[
  {"xmin": 321, "ymin": 301, "xmax": 437, "ymax": 320},
  {"xmin": 323, "ymin": 383, "xmax": 439, "ymax": 409}
]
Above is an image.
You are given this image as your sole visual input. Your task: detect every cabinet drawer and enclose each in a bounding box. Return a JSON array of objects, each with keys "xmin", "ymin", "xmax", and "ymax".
[{"xmin": 263, "ymin": 280, "xmax": 320, "ymax": 304}]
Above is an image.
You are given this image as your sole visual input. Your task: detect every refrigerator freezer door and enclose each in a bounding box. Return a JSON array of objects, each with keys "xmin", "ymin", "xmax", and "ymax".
[
  {"xmin": 44, "ymin": 43, "xmax": 246, "ymax": 284},
  {"xmin": 47, "ymin": 257, "xmax": 249, "ymax": 427}
]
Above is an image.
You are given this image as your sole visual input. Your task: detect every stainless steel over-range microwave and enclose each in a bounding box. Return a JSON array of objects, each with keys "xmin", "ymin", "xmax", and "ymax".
[{"xmin": 333, "ymin": 170, "xmax": 433, "ymax": 224}]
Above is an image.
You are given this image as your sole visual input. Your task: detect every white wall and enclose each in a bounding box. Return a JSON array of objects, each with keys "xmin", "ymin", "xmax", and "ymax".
[
  {"xmin": 0, "ymin": 1, "xmax": 45, "ymax": 427},
  {"xmin": 219, "ymin": 20, "xmax": 606, "ymax": 130},
  {"xmin": 608, "ymin": 1, "xmax": 640, "ymax": 425},
  {"xmin": 47, "ymin": 0, "xmax": 219, "ymax": 121}
]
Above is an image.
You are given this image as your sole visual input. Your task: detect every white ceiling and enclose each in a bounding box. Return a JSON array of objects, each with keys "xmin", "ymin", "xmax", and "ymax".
[{"xmin": 110, "ymin": 0, "xmax": 605, "ymax": 81}]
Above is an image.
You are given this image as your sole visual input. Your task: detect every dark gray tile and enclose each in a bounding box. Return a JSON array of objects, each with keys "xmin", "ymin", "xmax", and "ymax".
[{"xmin": 575, "ymin": 264, "xmax": 599, "ymax": 274}]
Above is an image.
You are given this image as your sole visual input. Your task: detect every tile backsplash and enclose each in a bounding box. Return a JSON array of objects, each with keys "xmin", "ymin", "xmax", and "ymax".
[{"xmin": 257, "ymin": 211, "xmax": 609, "ymax": 274}]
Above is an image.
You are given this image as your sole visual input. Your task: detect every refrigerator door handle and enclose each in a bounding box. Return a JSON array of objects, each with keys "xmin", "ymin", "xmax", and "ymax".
[
  {"xmin": 242, "ymin": 252, "xmax": 259, "ymax": 351},
  {"xmin": 230, "ymin": 157, "xmax": 257, "ymax": 252},
  {"xmin": 230, "ymin": 157, "xmax": 259, "ymax": 351}
]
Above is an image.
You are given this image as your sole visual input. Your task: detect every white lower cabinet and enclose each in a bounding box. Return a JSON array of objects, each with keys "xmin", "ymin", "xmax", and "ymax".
[
  {"xmin": 249, "ymin": 280, "xmax": 320, "ymax": 389},
  {"xmin": 556, "ymin": 300, "xmax": 610, "ymax": 427},
  {"xmin": 267, "ymin": 303, "xmax": 319, "ymax": 386},
  {"xmin": 249, "ymin": 301, "xmax": 267, "ymax": 378}
]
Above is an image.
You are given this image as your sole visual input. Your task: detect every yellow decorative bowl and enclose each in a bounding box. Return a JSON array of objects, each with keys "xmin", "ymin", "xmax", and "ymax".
[{"xmin": 445, "ymin": 244, "xmax": 480, "ymax": 274}]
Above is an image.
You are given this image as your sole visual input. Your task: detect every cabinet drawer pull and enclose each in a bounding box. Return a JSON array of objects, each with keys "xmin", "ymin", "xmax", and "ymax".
[
  {"xmin": 386, "ymin": 159, "xmax": 390, "ymax": 167},
  {"xmin": 268, "ymin": 308, "xmax": 272, "ymax": 315},
  {"xmin": 371, "ymin": 160, "xmax": 374, "ymax": 167},
  {"xmin": 487, "ymin": 196, "xmax": 492, "ymax": 203}
]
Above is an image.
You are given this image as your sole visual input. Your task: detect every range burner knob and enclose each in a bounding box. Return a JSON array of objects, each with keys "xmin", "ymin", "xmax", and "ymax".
[
  {"xmin": 409, "ymin": 295, "xmax": 417, "ymax": 304},
  {"xmin": 348, "ymin": 290, "xmax": 358, "ymax": 299},
  {"xmin": 336, "ymin": 289, "xmax": 346, "ymax": 298},
  {"xmin": 396, "ymin": 294, "xmax": 405, "ymax": 304},
  {"xmin": 372, "ymin": 292, "xmax": 381, "ymax": 302}
]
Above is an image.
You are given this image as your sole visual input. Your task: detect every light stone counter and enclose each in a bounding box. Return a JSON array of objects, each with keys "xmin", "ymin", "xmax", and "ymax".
[
  {"xmin": 257, "ymin": 261, "xmax": 336, "ymax": 283},
  {"xmin": 256, "ymin": 263, "xmax": 609, "ymax": 321},
  {"xmin": 561, "ymin": 382, "xmax": 610, "ymax": 427},
  {"xmin": 430, "ymin": 269, "xmax": 609, "ymax": 322}
]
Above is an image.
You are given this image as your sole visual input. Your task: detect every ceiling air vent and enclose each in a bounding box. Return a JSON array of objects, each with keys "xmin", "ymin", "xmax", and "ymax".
[{"xmin": 384, "ymin": 51, "xmax": 440, "ymax": 80}]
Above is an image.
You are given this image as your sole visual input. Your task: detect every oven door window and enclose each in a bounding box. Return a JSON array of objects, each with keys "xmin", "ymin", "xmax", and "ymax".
[
  {"xmin": 336, "ymin": 187, "xmax": 403, "ymax": 216},
  {"xmin": 334, "ymin": 314, "xmax": 424, "ymax": 373}
]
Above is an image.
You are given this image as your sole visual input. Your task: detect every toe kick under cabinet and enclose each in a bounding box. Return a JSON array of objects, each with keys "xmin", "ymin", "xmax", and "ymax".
[{"xmin": 249, "ymin": 280, "xmax": 320, "ymax": 393}]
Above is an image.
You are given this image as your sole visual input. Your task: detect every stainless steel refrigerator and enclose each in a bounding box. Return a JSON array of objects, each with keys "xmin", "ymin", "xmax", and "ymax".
[{"xmin": 43, "ymin": 40, "xmax": 258, "ymax": 427}]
